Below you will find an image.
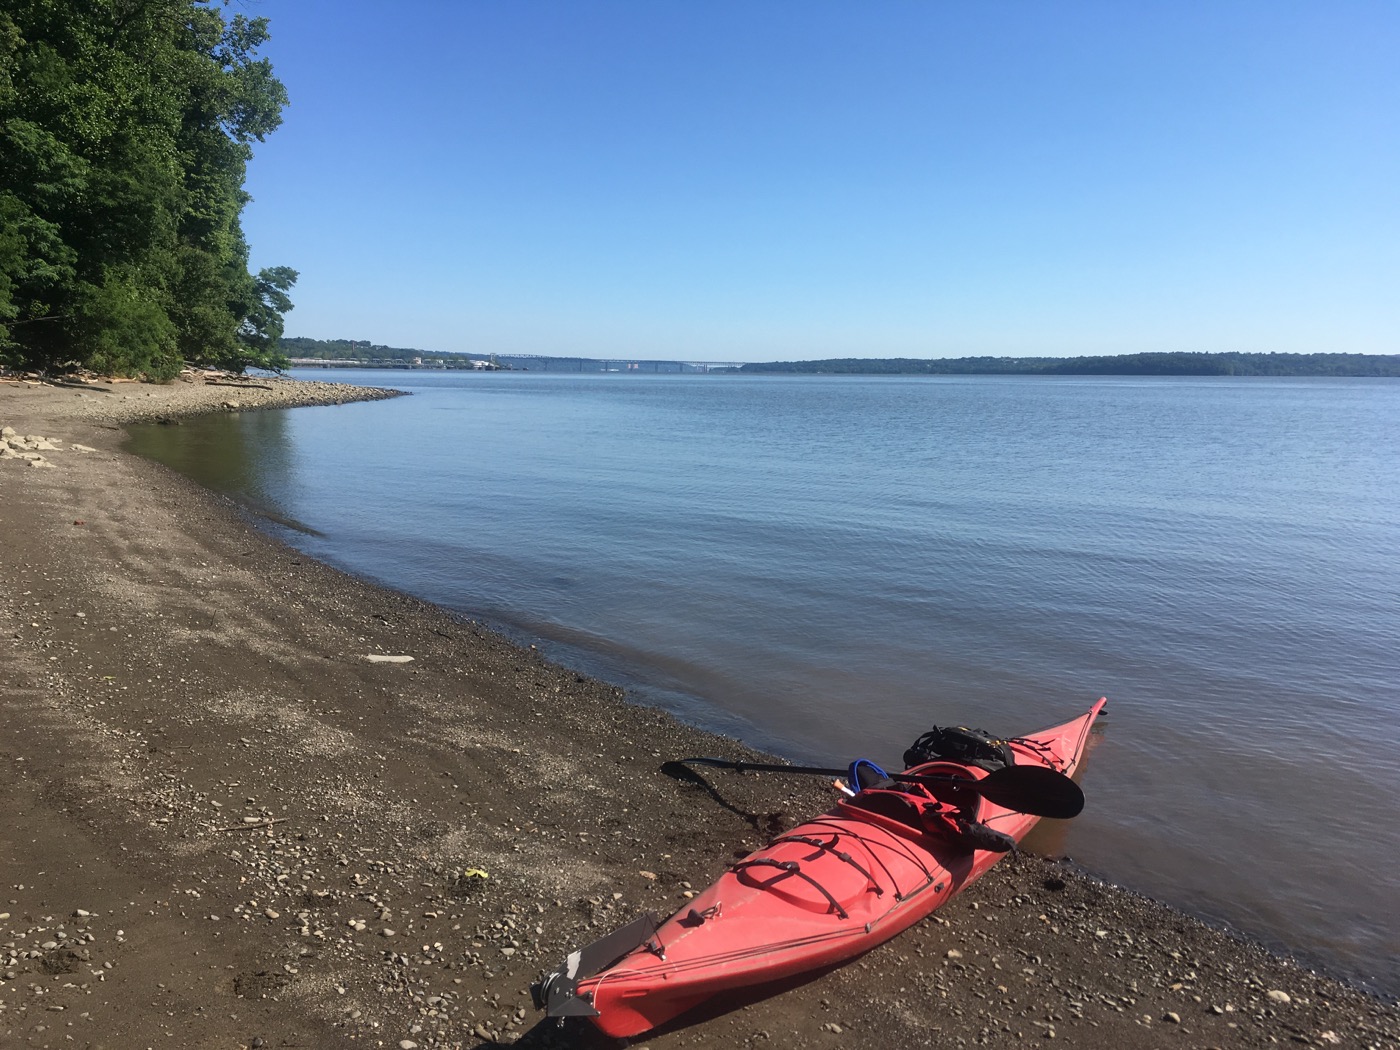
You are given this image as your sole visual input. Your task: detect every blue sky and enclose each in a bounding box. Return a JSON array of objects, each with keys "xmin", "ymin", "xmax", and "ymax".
[{"xmin": 238, "ymin": 1, "xmax": 1398, "ymax": 362}]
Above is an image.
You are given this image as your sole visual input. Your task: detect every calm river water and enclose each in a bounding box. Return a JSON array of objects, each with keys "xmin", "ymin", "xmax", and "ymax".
[{"xmin": 128, "ymin": 370, "xmax": 1400, "ymax": 995}]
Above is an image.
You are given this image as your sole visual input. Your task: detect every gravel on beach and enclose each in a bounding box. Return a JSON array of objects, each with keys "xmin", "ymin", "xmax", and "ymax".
[{"xmin": 1, "ymin": 373, "xmax": 1396, "ymax": 1050}]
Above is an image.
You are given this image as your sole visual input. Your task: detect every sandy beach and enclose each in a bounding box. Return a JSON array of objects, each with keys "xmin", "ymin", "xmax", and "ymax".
[{"xmin": 1, "ymin": 373, "xmax": 1396, "ymax": 1050}]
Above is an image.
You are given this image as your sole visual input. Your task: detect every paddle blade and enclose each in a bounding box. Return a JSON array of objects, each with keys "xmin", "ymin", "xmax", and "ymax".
[{"xmin": 976, "ymin": 764, "xmax": 1085, "ymax": 819}]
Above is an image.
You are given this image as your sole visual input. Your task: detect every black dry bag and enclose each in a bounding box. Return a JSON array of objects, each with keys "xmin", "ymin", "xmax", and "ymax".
[{"xmin": 903, "ymin": 725, "xmax": 1015, "ymax": 772}]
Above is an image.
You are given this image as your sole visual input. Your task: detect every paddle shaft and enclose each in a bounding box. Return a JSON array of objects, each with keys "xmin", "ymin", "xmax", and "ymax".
[
  {"xmin": 680, "ymin": 757, "xmax": 995, "ymax": 785},
  {"xmin": 672, "ymin": 757, "xmax": 1084, "ymax": 819}
]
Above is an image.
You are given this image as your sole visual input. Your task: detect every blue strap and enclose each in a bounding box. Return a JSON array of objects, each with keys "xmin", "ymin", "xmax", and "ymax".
[{"xmin": 848, "ymin": 758, "xmax": 891, "ymax": 792}]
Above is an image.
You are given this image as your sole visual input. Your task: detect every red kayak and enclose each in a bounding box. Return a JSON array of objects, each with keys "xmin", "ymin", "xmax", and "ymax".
[{"xmin": 535, "ymin": 699, "xmax": 1106, "ymax": 1038}]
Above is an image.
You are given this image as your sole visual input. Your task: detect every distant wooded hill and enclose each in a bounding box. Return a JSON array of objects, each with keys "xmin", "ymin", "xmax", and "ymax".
[
  {"xmin": 738, "ymin": 353, "xmax": 1400, "ymax": 377},
  {"xmin": 282, "ymin": 339, "xmax": 710, "ymax": 372},
  {"xmin": 281, "ymin": 337, "xmax": 444, "ymax": 363}
]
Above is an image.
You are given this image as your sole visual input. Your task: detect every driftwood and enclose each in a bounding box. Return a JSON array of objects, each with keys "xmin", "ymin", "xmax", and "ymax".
[
  {"xmin": 214, "ymin": 817, "xmax": 288, "ymax": 832},
  {"xmin": 205, "ymin": 380, "xmax": 275, "ymax": 390}
]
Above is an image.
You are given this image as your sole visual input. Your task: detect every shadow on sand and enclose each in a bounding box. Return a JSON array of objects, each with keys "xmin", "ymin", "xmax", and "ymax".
[{"xmin": 487, "ymin": 961, "xmax": 844, "ymax": 1047}]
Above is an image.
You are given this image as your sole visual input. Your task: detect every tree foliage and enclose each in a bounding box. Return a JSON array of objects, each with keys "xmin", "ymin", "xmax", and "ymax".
[{"xmin": 0, "ymin": 0, "xmax": 295, "ymax": 378}]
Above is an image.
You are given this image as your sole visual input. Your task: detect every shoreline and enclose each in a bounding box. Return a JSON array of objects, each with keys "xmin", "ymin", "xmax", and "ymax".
[{"xmin": 1, "ymin": 374, "xmax": 1396, "ymax": 1049}]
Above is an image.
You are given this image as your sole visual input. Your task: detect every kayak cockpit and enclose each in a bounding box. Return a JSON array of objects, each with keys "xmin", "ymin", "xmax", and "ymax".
[{"xmin": 840, "ymin": 762, "xmax": 980, "ymax": 834}]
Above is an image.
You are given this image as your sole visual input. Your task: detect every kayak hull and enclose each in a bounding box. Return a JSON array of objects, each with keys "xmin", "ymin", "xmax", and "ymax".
[{"xmin": 563, "ymin": 699, "xmax": 1105, "ymax": 1038}]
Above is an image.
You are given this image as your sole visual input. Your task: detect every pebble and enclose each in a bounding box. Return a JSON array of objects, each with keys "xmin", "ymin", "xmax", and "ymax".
[
  {"xmin": 1268, "ymin": 989, "xmax": 1292, "ymax": 1005},
  {"xmin": 399, "ymin": 1041, "xmax": 418, "ymax": 1049}
]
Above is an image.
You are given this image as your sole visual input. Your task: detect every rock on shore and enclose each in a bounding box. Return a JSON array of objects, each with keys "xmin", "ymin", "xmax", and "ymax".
[{"xmin": 1, "ymin": 374, "xmax": 1396, "ymax": 1050}]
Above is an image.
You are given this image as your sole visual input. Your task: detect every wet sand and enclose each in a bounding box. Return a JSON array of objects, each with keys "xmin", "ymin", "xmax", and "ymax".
[{"xmin": 2, "ymin": 373, "xmax": 1396, "ymax": 1049}]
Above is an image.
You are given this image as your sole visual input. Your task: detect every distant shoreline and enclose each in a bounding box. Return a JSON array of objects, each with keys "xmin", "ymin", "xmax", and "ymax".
[
  {"xmin": 283, "ymin": 342, "xmax": 1400, "ymax": 378},
  {"xmin": 735, "ymin": 351, "xmax": 1400, "ymax": 377}
]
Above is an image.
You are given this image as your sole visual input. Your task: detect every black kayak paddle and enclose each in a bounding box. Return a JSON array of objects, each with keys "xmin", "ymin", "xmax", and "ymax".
[{"xmin": 665, "ymin": 757, "xmax": 1085, "ymax": 820}]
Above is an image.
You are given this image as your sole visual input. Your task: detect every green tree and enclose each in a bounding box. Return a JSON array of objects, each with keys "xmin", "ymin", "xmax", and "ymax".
[{"xmin": 0, "ymin": 0, "xmax": 294, "ymax": 378}]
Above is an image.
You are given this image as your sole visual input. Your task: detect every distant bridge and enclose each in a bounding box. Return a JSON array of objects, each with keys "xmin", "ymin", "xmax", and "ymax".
[{"xmin": 494, "ymin": 355, "xmax": 748, "ymax": 374}]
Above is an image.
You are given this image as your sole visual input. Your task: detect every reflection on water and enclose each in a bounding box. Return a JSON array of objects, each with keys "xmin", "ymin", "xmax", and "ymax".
[
  {"xmin": 126, "ymin": 412, "xmax": 320, "ymax": 534},
  {"xmin": 1019, "ymin": 722, "xmax": 1108, "ymax": 859}
]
